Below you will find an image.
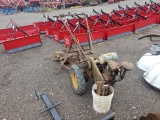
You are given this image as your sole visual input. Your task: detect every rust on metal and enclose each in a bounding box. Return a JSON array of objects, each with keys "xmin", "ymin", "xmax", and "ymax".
[
  {"xmin": 53, "ymin": 13, "xmax": 133, "ymax": 95},
  {"xmin": 138, "ymin": 34, "xmax": 160, "ymax": 41}
]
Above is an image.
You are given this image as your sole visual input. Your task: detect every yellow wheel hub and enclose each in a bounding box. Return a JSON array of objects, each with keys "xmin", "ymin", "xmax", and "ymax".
[{"xmin": 70, "ymin": 71, "xmax": 78, "ymax": 89}]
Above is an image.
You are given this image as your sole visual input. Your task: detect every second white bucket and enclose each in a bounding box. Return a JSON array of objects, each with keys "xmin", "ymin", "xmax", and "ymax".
[{"xmin": 92, "ymin": 84, "xmax": 114, "ymax": 113}]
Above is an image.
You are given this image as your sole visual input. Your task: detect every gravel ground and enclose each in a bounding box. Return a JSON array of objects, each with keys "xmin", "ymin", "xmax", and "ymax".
[{"xmin": 0, "ymin": 0, "xmax": 160, "ymax": 120}]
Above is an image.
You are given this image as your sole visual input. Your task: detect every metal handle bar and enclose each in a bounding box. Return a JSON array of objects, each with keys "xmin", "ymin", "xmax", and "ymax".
[
  {"xmin": 117, "ymin": 4, "xmax": 125, "ymax": 10},
  {"xmin": 101, "ymin": 10, "xmax": 110, "ymax": 16},
  {"xmin": 122, "ymin": 11, "xmax": 133, "ymax": 19},
  {"xmin": 67, "ymin": 19, "xmax": 76, "ymax": 28},
  {"xmin": 93, "ymin": 9, "xmax": 100, "ymax": 14},
  {"xmin": 112, "ymin": 10, "xmax": 122, "ymax": 17},
  {"xmin": 14, "ymin": 25, "xmax": 29, "ymax": 36},
  {"xmin": 126, "ymin": 5, "xmax": 133, "ymax": 10},
  {"xmin": 87, "ymin": 15, "xmax": 96, "ymax": 22},
  {"xmin": 134, "ymin": 2, "xmax": 146, "ymax": 12},
  {"xmin": 138, "ymin": 34, "xmax": 160, "ymax": 41},
  {"xmin": 145, "ymin": 2, "xmax": 159, "ymax": 12}
]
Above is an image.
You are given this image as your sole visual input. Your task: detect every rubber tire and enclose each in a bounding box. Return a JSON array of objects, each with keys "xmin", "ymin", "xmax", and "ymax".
[
  {"xmin": 57, "ymin": 4, "xmax": 61, "ymax": 9},
  {"xmin": 70, "ymin": 65, "xmax": 86, "ymax": 95}
]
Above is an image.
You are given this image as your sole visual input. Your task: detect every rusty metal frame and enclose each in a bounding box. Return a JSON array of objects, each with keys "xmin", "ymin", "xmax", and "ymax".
[
  {"xmin": 54, "ymin": 13, "xmax": 134, "ymax": 95},
  {"xmin": 54, "ymin": 13, "xmax": 94, "ymax": 73}
]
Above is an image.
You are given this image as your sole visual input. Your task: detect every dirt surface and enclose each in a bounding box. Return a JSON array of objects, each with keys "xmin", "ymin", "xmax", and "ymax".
[{"xmin": 0, "ymin": 0, "xmax": 160, "ymax": 120}]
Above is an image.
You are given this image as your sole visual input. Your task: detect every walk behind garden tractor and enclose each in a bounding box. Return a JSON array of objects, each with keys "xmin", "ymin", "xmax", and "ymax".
[{"xmin": 54, "ymin": 13, "xmax": 134, "ymax": 95}]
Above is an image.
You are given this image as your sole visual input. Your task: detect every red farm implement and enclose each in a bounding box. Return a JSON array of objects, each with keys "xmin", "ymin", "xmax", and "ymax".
[
  {"xmin": 41, "ymin": 0, "xmax": 62, "ymax": 9},
  {"xmin": 1, "ymin": 1, "xmax": 160, "ymax": 53},
  {"xmin": 49, "ymin": 14, "xmax": 106, "ymax": 44},
  {"xmin": 54, "ymin": 13, "xmax": 134, "ymax": 97},
  {"xmin": 64, "ymin": 0, "xmax": 84, "ymax": 8},
  {"xmin": 31, "ymin": 0, "xmax": 160, "ymax": 48},
  {"xmin": 33, "ymin": 14, "xmax": 56, "ymax": 33},
  {"xmin": 23, "ymin": 0, "xmax": 41, "ymax": 12},
  {"xmin": 0, "ymin": 0, "xmax": 24, "ymax": 8},
  {"xmin": 29, "ymin": 0, "xmax": 40, "ymax": 4},
  {"xmin": 0, "ymin": 20, "xmax": 42, "ymax": 53},
  {"xmin": 0, "ymin": 0, "xmax": 25, "ymax": 14},
  {"xmin": 40, "ymin": 0, "xmax": 84, "ymax": 9},
  {"xmin": 108, "ymin": 0, "xmax": 120, "ymax": 4}
]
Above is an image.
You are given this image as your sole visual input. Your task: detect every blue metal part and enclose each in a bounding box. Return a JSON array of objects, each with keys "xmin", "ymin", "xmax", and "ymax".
[
  {"xmin": 40, "ymin": 31, "xmax": 46, "ymax": 34},
  {"xmin": 60, "ymin": 39, "xmax": 64, "ymax": 43},
  {"xmin": 0, "ymin": 8, "xmax": 3, "ymax": 14},
  {"xmin": 49, "ymin": 35, "xmax": 54, "ymax": 38},
  {"xmin": 101, "ymin": 112, "xmax": 115, "ymax": 120},
  {"xmin": 6, "ymin": 42, "xmax": 42, "ymax": 54},
  {"xmin": 0, "ymin": 8, "xmax": 17, "ymax": 15},
  {"xmin": 108, "ymin": 31, "xmax": 133, "ymax": 40},
  {"xmin": 23, "ymin": 6, "xmax": 40, "ymax": 12},
  {"xmin": 135, "ymin": 24, "xmax": 156, "ymax": 32}
]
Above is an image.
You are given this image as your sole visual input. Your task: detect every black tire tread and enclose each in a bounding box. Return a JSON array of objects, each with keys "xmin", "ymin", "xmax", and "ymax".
[{"xmin": 70, "ymin": 65, "xmax": 86, "ymax": 95}]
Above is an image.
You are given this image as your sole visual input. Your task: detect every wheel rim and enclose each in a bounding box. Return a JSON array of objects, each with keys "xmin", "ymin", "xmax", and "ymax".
[{"xmin": 70, "ymin": 71, "xmax": 78, "ymax": 89}]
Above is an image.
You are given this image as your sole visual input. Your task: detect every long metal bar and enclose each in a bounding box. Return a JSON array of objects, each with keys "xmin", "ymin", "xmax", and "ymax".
[
  {"xmin": 84, "ymin": 13, "xmax": 94, "ymax": 53},
  {"xmin": 145, "ymin": 2, "xmax": 159, "ymax": 12},
  {"xmin": 126, "ymin": 5, "xmax": 132, "ymax": 10},
  {"xmin": 40, "ymin": 102, "xmax": 62, "ymax": 114},
  {"xmin": 117, "ymin": 4, "xmax": 125, "ymax": 10},
  {"xmin": 101, "ymin": 10, "xmax": 109, "ymax": 16},
  {"xmin": 16, "ymin": 26, "xmax": 29, "ymax": 36},
  {"xmin": 123, "ymin": 11, "xmax": 133, "ymax": 19},
  {"xmin": 138, "ymin": 34, "xmax": 160, "ymax": 41},
  {"xmin": 40, "ymin": 93, "xmax": 61, "ymax": 120},
  {"xmin": 87, "ymin": 15, "xmax": 96, "ymax": 22},
  {"xmin": 79, "ymin": 23, "xmax": 87, "ymax": 31},
  {"xmin": 112, "ymin": 10, "xmax": 122, "ymax": 17},
  {"xmin": 67, "ymin": 20, "xmax": 76, "ymax": 28},
  {"xmin": 134, "ymin": 2, "xmax": 146, "ymax": 11},
  {"xmin": 93, "ymin": 9, "xmax": 100, "ymax": 15},
  {"xmin": 59, "ymin": 13, "xmax": 85, "ymax": 17},
  {"xmin": 58, "ymin": 15, "xmax": 87, "ymax": 59}
]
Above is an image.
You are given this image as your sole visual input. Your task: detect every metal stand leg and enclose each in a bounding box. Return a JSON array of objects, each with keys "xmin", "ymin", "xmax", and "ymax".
[{"xmin": 35, "ymin": 91, "xmax": 62, "ymax": 120}]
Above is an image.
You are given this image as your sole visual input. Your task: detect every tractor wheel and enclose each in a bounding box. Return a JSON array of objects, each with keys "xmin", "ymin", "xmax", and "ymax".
[
  {"xmin": 57, "ymin": 4, "xmax": 61, "ymax": 9},
  {"xmin": 70, "ymin": 65, "xmax": 86, "ymax": 95}
]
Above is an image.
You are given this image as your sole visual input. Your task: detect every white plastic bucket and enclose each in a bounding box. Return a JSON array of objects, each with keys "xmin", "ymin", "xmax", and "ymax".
[{"xmin": 92, "ymin": 84, "xmax": 114, "ymax": 113}]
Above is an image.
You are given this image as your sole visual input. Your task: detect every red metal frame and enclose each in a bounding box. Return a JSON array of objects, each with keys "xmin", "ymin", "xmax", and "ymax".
[
  {"xmin": 1, "ymin": 1, "xmax": 160, "ymax": 51},
  {"xmin": 134, "ymin": 17, "xmax": 157, "ymax": 32},
  {"xmin": 53, "ymin": 30, "xmax": 70, "ymax": 43},
  {"xmin": 0, "ymin": 20, "xmax": 42, "ymax": 53},
  {"xmin": 105, "ymin": 24, "xmax": 134, "ymax": 40},
  {"xmin": 2, "ymin": 34, "xmax": 41, "ymax": 53},
  {"xmin": 64, "ymin": 31, "xmax": 105, "ymax": 47},
  {"xmin": 33, "ymin": 21, "xmax": 54, "ymax": 33},
  {"xmin": 0, "ymin": 24, "xmax": 35, "ymax": 43},
  {"xmin": 30, "ymin": 2, "xmax": 160, "ymax": 47},
  {"xmin": 0, "ymin": 0, "xmax": 24, "ymax": 8}
]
